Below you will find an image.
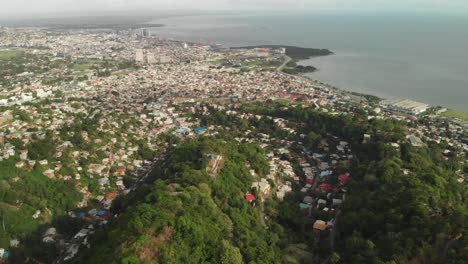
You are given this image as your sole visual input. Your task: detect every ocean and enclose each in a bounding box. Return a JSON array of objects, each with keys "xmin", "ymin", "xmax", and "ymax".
[{"xmin": 149, "ymin": 13, "xmax": 468, "ymax": 111}]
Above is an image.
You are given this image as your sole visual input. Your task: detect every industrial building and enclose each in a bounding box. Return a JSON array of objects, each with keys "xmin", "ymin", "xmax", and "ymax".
[{"xmin": 387, "ymin": 99, "xmax": 429, "ymax": 115}]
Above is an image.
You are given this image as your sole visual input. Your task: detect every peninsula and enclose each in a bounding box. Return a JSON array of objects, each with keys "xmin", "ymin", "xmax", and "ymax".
[{"xmin": 232, "ymin": 45, "xmax": 333, "ymax": 60}]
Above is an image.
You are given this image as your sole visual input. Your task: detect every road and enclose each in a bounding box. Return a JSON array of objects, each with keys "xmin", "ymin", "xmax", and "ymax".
[
  {"xmin": 442, "ymin": 233, "xmax": 462, "ymax": 259},
  {"xmin": 260, "ymin": 201, "xmax": 266, "ymax": 227},
  {"xmin": 277, "ymin": 55, "xmax": 292, "ymax": 72}
]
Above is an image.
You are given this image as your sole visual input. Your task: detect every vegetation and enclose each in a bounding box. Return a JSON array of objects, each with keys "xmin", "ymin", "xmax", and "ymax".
[
  {"xmin": 0, "ymin": 153, "xmax": 82, "ymax": 247},
  {"xmin": 233, "ymin": 101, "xmax": 467, "ymax": 263},
  {"xmin": 4, "ymin": 98, "xmax": 466, "ymax": 263},
  {"xmin": 0, "ymin": 50, "xmax": 23, "ymax": 60},
  {"xmin": 72, "ymin": 138, "xmax": 290, "ymax": 263},
  {"xmin": 0, "ymin": 50, "xmax": 138, "ymax": 88},
  {"xmin": 232, "ymin": 45, "xmax": 333, "ymax": 60},
  {"xmin": 3, "ymin": 104, "xmax": 157, "ymax": 262},
  {"xmin": 282, "ymin": 65, "xmax": 317, "ymax": 75},
  {"xmin": 442, "ymin": 109, "xmax": 468, "ymax": 122}
]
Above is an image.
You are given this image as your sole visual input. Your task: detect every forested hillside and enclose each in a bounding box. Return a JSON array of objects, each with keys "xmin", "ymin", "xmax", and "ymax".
[
  {"xmin": 65, "ymin": 102, "xmax": 466, "ymax": 263},
  {"xmin": 72, "ymin": 138, "xmax": 288, "ymax": 263}
]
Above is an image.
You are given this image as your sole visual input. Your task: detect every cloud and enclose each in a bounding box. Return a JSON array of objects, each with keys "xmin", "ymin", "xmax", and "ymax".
[{"xmin": 1, "ymin": 0, "xmax": 467, "ymax": 17}]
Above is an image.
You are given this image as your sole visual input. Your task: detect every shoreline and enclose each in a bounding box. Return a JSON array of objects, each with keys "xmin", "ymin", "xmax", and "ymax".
[
  {"xmin": 293, "ymin": 55, "xmax": 468, "ymax": 119},
  {"xmin": 229, "ymin": 44, "xmax": 468, "ymax": 120}
]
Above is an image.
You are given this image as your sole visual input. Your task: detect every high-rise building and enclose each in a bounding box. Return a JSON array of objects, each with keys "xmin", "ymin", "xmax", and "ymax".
[
  {"xmin": 147, "ymin": 53, "xmax": 157, "ymax": 64},
  {"xmin": 159, "ymin": 55, "xmax": 172, "ymax": 64},
  {"xmin": 142, "ymin": 28, "xmax": 150, "ymax": 37},
  {"xmin": 135, "ymin": 49, "xmax": 146, "ymax": 63}
]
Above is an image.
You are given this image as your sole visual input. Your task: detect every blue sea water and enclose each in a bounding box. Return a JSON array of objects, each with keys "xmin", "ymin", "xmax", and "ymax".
[{"xmin": 149, "ymin": 13, "xmax": 468, "ymax": 111}]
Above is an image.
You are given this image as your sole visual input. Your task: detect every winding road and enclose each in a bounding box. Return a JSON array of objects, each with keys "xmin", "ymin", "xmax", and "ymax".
[{"xmin": 277, "ymin": 55, "xmax": 292, "ymax": 72}]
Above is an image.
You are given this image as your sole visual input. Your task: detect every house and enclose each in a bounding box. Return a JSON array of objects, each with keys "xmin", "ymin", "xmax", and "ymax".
[
  {"xmin": 116, "ymin": 180, "xmax": 125, "ymax": 188},
  {"xmin": 303, "ymin": 196, "xmax": 314, "ymax": 204},
  {"xmin": 194, "ymin": 127, "xmax": 207, "ymax": 134},
  {"xmin": 172, "ymin": 126, "xmax": 191, "ymax": 135},
  {"xmin": 363, "ymin": 134, "xmax": 371, "ymax": 143},
  {"xmin": 42, "ymin": 227, "xmax": 57, "ymax": 243},
  {"xmin": 10, "ymin": 239, "xmax": 19, "ymax": 248},
  {"xmin": 19, "ymin": 149, "xmax": 28, "ymax": 160},
  {"xmin": 43, "ymin": 169, "xmax": 55, "ymax": 178},
  {"xmin": 96, "ymin": 210, "xmax": 110, "ymax": 218},
  {"xmin": 43, "ymin": 227, "xmax": 57, "ymax": 237},
  {"xmin": 245, "ymin": 193, "xmax": 255, "ymax": 202},
  {"xmin": 98, "ymin": 177, "xmax": 109, "ymax": 186},
  {"xmin": 313, "ymin": 220, "xmax": 327, "ymax": 231},
  {"xmin": 105, "ymin": 192, "xmax": 117, "ymax": 201},
  {"xmin": 338, "ymin": 174, "xmax": 349, "ymax": 185},
  {"xmin": 251, "ymin": 178, "xmax": 271, "ymax": 196},
  {"xmin": 88, "ymin": 209, "xmax": 97, "ymax": 216},
  {"xmin": 332, "ymin": 199, "xmax": 343, "ymax": 207},
  {"xmin": 276, "ymin": 183, "xmax": 292, "ymax": 201},
  {"xmin": 317, "ymin": 199, "xmax": 327, "ymax": 206},
  {"xmin": 320, "ymin": 170, "xmax": 333, "ymax": 178},
  {"xmin": 319, "ymin": 183, "xmax": 332, "ymax": 192},
  {"xmin": 0, "ymin": 248, "xmax": 9, "ymax": 259},
  {"xmin": 114, "ymin": 167, "xmax": 126, "ymax": 176}
]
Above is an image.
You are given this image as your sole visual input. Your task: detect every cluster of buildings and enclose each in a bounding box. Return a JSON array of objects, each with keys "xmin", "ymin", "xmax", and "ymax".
[
  {"xmin": 297, "ymin": 138, "xmax": 353, "ymax": 233},
  {"xmin": 0, "ymin": 26, "xmax": 465, "ymax": 262}
]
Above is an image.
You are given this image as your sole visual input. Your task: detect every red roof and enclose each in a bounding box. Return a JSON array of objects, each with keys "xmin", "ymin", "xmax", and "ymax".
[
  {"xmin": 245, "ymin": 193, "xmax": 255, "ymax": 202},
  {"xmin": 319, "ymin": 184, "xmax": 332, "ymax": 192},
  {"xmin": 99, "ymin": 211, "xmax": 111, "ymax": 219},
  {"xmin": 114, "ymin": 167, "xmax": 126, "ymax": 176},
  {"xmin": 306, "ymin": 178, "xmax": 314, "ymax": 185},
  {"xmin": 339, "ymin": 174, "xmax": 349, "ymax": 185},
  {"xmin": 105, "ymin": 192, "xmax": 117, "ymax": 200}
]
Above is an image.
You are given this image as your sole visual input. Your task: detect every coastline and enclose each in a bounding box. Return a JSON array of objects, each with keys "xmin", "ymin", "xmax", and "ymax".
[
  {"xmin": 293, "ymin": 54, "xmax": 468, "ymax": 120},
  {"xmin": 229, "ymin": 43, "xmax": 468, "ymax": 121},
  {"xmin": 145, "ymin": 13, "xmax": 468, "ymax": 112},
  {"xmin": 231, "ymin": 45, "xmax": 332, "ymax": 75}
]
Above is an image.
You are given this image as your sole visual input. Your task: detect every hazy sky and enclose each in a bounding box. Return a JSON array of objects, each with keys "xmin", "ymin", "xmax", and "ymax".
[{"xmin": 1, "ymin": 0, "xmax": 468, "ymax": 17}]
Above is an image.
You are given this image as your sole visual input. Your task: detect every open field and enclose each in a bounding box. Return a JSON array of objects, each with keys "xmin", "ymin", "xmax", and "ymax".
[
  {"xmin": 442, "ymin": 109, "xmax": 468, "ymax": 121},
  {"xmin": 0, "ymin": 50, "xmax": 22, "ymax": 60}
]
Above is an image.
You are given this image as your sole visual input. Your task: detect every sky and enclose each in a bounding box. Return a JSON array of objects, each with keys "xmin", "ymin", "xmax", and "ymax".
[{"xmin": 1, "ymin": 0, "xmax": 467, "ymax": 17}]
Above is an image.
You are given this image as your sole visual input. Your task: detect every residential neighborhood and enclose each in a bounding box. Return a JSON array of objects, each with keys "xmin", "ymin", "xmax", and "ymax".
[{"xmin": 0, "ymin": 26, "xmax": 466, "ymax": 263}]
